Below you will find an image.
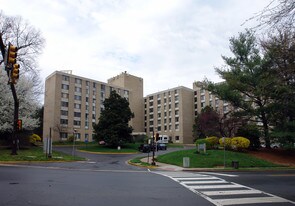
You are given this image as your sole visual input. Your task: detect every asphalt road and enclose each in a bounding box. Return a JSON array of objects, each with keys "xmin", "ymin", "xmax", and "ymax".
[
  {"xmin": 0, "ymin": 165, "xmax": 213, "ymax": 206},
  {"xmin": 0, "ymin": 146, "xmax": 294, "ymax": 206}
]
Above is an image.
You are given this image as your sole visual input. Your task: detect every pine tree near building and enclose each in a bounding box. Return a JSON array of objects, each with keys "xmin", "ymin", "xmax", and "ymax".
[{"xmin": 93, "ymin": 90, "xmax": 134, "ymax": 148}]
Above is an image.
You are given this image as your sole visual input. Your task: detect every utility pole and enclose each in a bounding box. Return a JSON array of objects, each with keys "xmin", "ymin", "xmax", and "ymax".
[
  {"xmin": 0, "ymin": 34, "xmax": 19, "ymax": 155},
  {"xmin": 151, "ymin": 130, "xmax": 156, "ymax": 166}
]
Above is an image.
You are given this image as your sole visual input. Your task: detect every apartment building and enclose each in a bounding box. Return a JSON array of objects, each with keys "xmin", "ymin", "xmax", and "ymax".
[
  {"xmin": 144, "ymin": 87, "xmax": 194, "ymax": 144},
  {"xmin": 43, "ymin": 71, "xmax": 143, "ymax": 142},
  {"xmin": 193, "ymin": 81, "xmax": 230, "ymax": 116},
  {"xmin": 43, "ymin": 71, "xmax": 230, "ymax": 143}
]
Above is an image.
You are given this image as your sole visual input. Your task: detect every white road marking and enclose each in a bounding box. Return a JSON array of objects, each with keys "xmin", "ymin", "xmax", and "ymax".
[
  {"xmin": 188, "ymin": 184, "xmax": 243, "ymax": 190},
  {"xmin": 153, "ymin": 171, "xmax": 295, "ymax": 205},
  {"xmin": 202, "ymin": 189, "xmax": 263, "ymax": 196},
  {"xmin": 200, "ymin": 172, "xmax": 239, "ymax": 177},
  {"xmin": 175, "ymin": 177, "xmax": 219, "ymax": 181},
  {"xmin": 181, "ymin": 180, "xmax": 227, "ymax": 184},
  {"xmin": 215, "ymin": 196, "xmax": 290, "ymax": 205}
]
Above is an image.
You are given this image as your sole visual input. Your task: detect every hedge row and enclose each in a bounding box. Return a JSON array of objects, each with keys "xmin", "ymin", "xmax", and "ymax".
[{"xmin": 195, "ymin": 136, "xmax": 250, "ymax": 150}]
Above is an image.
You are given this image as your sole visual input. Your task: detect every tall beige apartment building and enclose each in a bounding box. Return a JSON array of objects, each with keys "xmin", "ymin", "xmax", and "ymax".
[
  {"xmin": 193, "ymin": 81, "xmax": 230, "ymax": 116},
  {"xmin": 144, "ymin": 87, "xmax": 194, "ymax": 144},
  {"xmin": 43, "ymin": 71, "xmax": 143, "ymax": 142},
  {"xmin": 43, "ymin": 71, "xmax": 230, "ymax": 143}
]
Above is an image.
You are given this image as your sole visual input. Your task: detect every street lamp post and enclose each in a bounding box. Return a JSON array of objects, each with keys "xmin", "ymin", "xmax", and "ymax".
[{"xmin": 72, "ymin": 129, "xmax": 77, "ymax": 159}]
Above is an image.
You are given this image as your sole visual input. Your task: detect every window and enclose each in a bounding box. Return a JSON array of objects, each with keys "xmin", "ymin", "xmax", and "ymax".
[
  {"xmin": 175, "ymin": 103, "xmax": 179, "ymax": 108},
  {"xmin": 157, "ymin": 100, "xmax": 161, "ymax": 104},
  {"xmin": 85, "ymin": 134, "xmax": 89, "ymax": 141},
  {"xmin": 201, "ymin": 95, "xmax": 205, "ymax": 101},
  {"xmin": 93, "ymin": 82, "xmax": 96, "ymax": 88},
  {"xmin": 149, "ymin": 121, "xmax": 153, "ymax": 126},
  {"xmin": 86, "ymin": 97, "xmax": 89, "ymax": 102},
  {"xmin": 60, "ymin": 119, "xmax": 68, "ymax": 125},
  {"xmin": 157, "ymin": 119, "xmax": 161, "ymax": 124},
  {"xmin": 74, "ymin": 95, "xmax": 82, "ymax": 101},
  {"xmin": 73, "ymin": 120, "xmax": 81, "ymax": 126},
  {"xmin": 175, "ymin": 96, "xmax": 179, "ymax": 101},
  {"xmin": 174, "ymin": 89, "xmax": 178, "ymax": 94},
  {"xmin": 101, "ymin": 84, "xmax": 105, "ymax": 91},
  {"xmin": 61, "ymin": 110, "xmax": 68, "ymax": 116},
  {"xmin": 61, "ymin": 84, "xmax": 69, "ymax": 90},
  {"xmin": 158, "ymin": 113, "xmax": 161, "ymax": 118},
  {"xmin": 61, "ymin": 93, "xmax": 69, "ymax": 99},
  {"xmin": 62, "ymin": 75, "xmax": 69, "ymax": 81},
  {"xmin": 74, "ymin": 103, "xmax": 81, "ymax": 109},
  {"xmin": 175, "ymin": 136, "xmax": 180, "ymax": 141},
  {"xmin": 149, "ymin": 114, "xmax": 153, "ymax": 119},
  {"xmin": 59, "ymin": 132, "xmax": 68, "ymax": 140},
  {"xmin": 92, "ymin": 114, "xmax": 96, "ymax": 120},
  {"xmin": 85, "ymin": 121, "xmax": 89, "ymax": 129},
  {"xmin": 157, "ymin": 126, "xmax": 161, "ymax": 131},
  {"xmin": 61, "ymin": 101, "xmax": 68, "ymax": 107},
  {"xmin": 175, "ymin": 117, "xmax": 179, "ymax": 122},
  {"xmin": 175, "ymin": 124, "xmax": 179, "ymax": 130},
  {"xmin": 75, "ymin": 87, "xmax": 82, "ymax": 93},
  {"xmin": 74, "ymin": 112, "xmax": 81, "ymax": 118},
  {"xmin": 75, "ymin": 78, "xmax": 82, "ymax": 84},
  {"xmin": 175, "ymin": 110, "xmax": 179, "ymax": 116},
  {"xmin": 75, "ymin": 133, "xmax": 81, "ymax": 140},
  {"xmin": 60, "ymin": 132, "xmax": 68, "ymax": 139},
  {"xmin": 86, "ymin": 81, "xmax": 90, "ymax": 86},
  {"xmin": 149, "ymin": 96, "xmax": 153, "ymax": 100}
]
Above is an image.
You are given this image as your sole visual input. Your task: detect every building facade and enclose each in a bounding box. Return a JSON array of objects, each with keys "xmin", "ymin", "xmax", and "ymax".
[
  {"xmin": 43, "ymin": 71, "xmax": 230, "ymax": 143},
  {"xmin": 144, "ymin": 87, "xmax": 194, "ymax": 144},
  {"xmin": 43, "ymin": 71, "xmax": 142, "ymax": 142}
]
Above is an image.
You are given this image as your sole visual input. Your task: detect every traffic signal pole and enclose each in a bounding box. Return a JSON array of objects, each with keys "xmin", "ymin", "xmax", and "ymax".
[{"xmin": 0, "ymin": 35, "xmax": 19, "ymax": 155}]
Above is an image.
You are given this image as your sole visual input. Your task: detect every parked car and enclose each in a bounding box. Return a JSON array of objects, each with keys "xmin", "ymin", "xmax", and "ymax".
[
  {"xmin": 157, "ymin": 143, "xmax": 167, "ymax": 151},
  {"xmin": 138, "ymin": 144, "xmax": 151, "ymax": 153}
]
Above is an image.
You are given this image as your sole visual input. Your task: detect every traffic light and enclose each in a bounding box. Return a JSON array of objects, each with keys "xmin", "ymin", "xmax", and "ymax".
[
  {"xmin": 10, "ymin": 63, "xmax": 20, "ymax": 84},
  {"xmin": 17, "ymin": 119, "xmax": 22, "ymax": 131},
  {"xmin": 6, "ymin": 43, "xmax": 18, "ymax": 66}
]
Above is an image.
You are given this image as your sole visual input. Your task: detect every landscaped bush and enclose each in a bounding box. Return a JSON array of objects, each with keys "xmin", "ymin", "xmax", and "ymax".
[
  {"xmin": 29, "ymin": 134, "xmax": 42, "ymax": 145},
  {"xmin": 231, "ymin": 137, "xmax": 250, "ymax": 150},
  {"xmin": 205, "ymin": 136, "xmax": 219, "ymax": 148},
  {"xmin": 67, "ymin": 135, "xmax": 74, "ymax": 142},
  {"xmin": 195, "ymin": 138, "xmax": 212, "ymax": 149},
  {"xmin": 219, "ymin": 137, "xmax": 232, "ymax": 149}
]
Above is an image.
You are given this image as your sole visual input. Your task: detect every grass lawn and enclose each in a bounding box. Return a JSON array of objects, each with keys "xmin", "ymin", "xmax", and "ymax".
[
  {"xmin": 78, "ymin": 143, "xmax": 140, "ymax": 153},
  {"xmin": 0, "ymin": 147, "xmax": 85, "ymax": 161},
  {"xmin": 157, "ymin": 149, "xmax": 283, "ymax": 168}
]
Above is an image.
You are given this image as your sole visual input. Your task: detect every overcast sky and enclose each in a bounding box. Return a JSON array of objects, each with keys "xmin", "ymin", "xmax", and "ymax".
[{"xmin": 1, "ymin": 0, "xmax": 270, "ymax": 96}]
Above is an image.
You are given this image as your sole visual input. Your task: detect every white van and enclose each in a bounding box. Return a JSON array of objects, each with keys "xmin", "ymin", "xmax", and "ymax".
[{"xmin": 157, "ymin": 135, "xmax": 169, "ymax": 144}]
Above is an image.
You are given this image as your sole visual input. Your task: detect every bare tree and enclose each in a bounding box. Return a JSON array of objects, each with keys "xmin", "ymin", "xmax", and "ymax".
[
  {"xmin": 245, "ymin": 0, "xmax": 295, "ymax": 31},
  {"xmin": 0, "ymin": 11, "xmax": 45, "ymax": 98}
]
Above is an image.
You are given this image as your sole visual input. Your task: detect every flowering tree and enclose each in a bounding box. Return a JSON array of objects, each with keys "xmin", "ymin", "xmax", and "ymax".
[{"xmin": 0, "ymin": 69, "xmax": 40, "ymax": 132}]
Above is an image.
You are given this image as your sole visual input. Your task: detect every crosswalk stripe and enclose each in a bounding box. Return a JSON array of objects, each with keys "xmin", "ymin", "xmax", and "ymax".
[
  {"xmin": 181, "ymin": 180, "xmax": 227, "ymax": 184},
  {"xmin": 175, "ymin": 177, "xmax": 219, "ymax": 181},
  {"xmin": 202, "ymin": 189, "xmax": 262, "ymax": 196},
  {"xmin": 214, "ymin": 196, "xmax": 290, "ymax": 205},
  {"xmin": 152, "ymin": 171, "xmax": 295, "ymax": 205},
  {"xmin": 189, "ymin": 184, "xmax": 243, "ymax": 189}
]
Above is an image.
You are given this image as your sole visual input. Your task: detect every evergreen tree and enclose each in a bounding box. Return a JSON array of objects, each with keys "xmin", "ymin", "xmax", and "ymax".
[
  {"xmin": 205, "ymin": 30, "xmax": 276, "ymax": 148},
  {"xmin": 93, "ymin": 90, "xmax": 134, "ymax": 147}
]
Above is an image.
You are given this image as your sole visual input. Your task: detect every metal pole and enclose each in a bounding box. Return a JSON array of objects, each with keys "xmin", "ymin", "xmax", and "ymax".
[
  {"xmin": 223, "ymin": 137, "xmax": 226, "ymax": 168},
  {"xmin": 48, "ymin": 128, "xmax": 52, "ymax": 158},
  {"xmin": 152, "ymin": 130, "xmax": 156, "ymax": 165},
  {"xmin": 72, "ymin": 130, "xmax": 76, "ymax": 159}
]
